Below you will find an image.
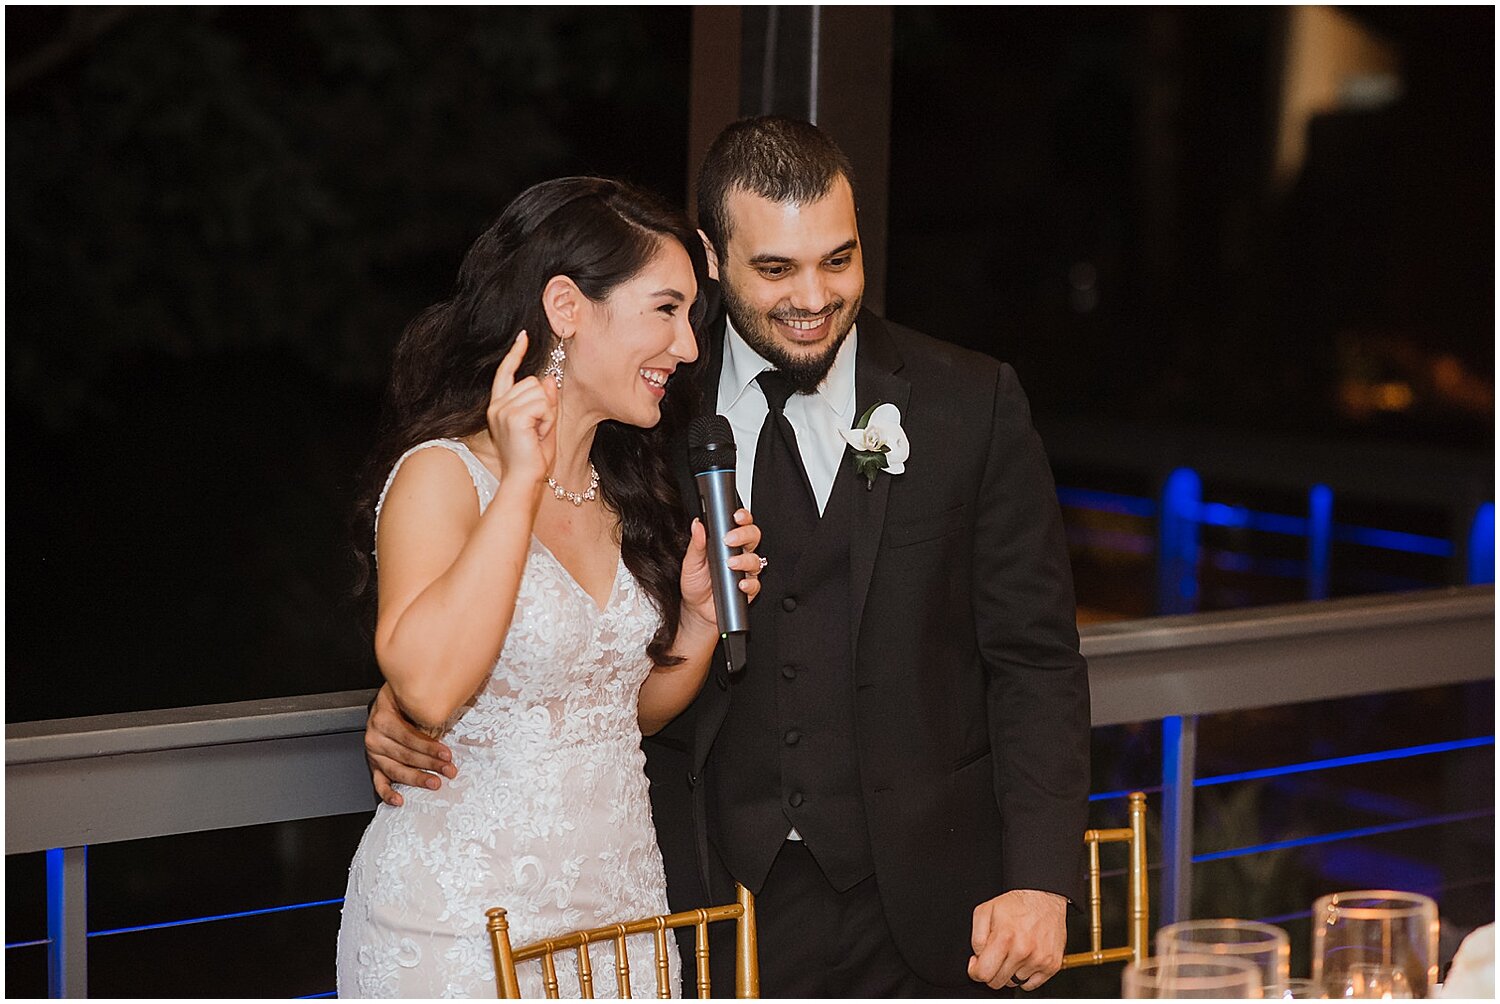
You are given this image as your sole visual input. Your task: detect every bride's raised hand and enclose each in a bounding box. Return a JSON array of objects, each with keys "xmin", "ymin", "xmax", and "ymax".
[
  {"xmin": 679, "ymin": 508, "xmax": 763, "ymax": 632},
  {"xmin": 487, "ymin": 331, "xmax": 558, "ymax": 488}
]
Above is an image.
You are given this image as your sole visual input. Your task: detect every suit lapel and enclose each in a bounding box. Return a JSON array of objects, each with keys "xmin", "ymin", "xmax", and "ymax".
[{"xmin": 847, "ymin": 312, "xmax": 908, "ymax": 659}]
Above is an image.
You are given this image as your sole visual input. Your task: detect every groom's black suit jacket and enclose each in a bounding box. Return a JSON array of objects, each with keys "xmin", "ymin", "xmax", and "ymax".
[{"xmin": 644, "ymin": 302, "xmax": 1090, "ymax": 987}]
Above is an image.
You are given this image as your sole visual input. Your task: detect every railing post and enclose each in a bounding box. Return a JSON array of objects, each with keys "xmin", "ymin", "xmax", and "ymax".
[
  {"xmin": 1467, "ymin": 502, "xmax": 1494, "ymax": 585},
  {"xmin": 1157, "ymin": 468, "xmax": 1202, "ymax": 614},
  {"xmin": 1159, "ymin": 715, "xmax": 1197, "ymax": 929},
  {"xmin": 46, "ymin": 846, "xmax": 88, "ymax": 998},
  {"xmin": 1306, "ymin": 484, "xmax": 1333, "ymax": 600}
]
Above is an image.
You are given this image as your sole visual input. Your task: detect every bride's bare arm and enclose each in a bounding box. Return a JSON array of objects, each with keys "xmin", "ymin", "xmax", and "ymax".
[
  {"xmin": 376, "ymin": 334, "xmax": 556, "ymax": 731},
  {"xmin": 373, "ymin": 448, "xmax": 542, "ymax": 731}
]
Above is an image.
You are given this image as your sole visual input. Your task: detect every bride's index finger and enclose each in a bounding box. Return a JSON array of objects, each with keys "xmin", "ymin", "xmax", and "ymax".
[{"xmin": 490, "ymin": 331, "xmax": 528, "ymax": 401}]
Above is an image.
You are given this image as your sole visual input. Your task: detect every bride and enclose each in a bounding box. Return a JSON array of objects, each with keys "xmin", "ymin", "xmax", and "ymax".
[{"xmin": 336, "ymin": 177, "xmax": 761, "ymax": 998}]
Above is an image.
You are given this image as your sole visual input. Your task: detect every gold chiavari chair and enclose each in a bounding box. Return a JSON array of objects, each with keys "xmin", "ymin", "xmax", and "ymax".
[
  {"xmin": 1059, "ymin": 790, "xmax": 1150, "ymax": 970},
  {"xmin": 487, "ymin": 883, "xmax": 759, "ymax": 999}
]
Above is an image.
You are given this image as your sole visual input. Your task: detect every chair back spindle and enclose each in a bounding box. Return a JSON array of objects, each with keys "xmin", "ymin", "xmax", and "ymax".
[
  {"xmin": 1060, "ymin": 791, "xmax": 1151, "ymax": 971},
  {"xmin": 489, "ymin": 884, "xmax": 759, "ymax": 998}
]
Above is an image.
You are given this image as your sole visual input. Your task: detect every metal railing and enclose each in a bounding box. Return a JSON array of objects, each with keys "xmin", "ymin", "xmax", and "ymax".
[{"xmin": 7, "ymin": 585, "xmax": 1493, "ymax": 997}]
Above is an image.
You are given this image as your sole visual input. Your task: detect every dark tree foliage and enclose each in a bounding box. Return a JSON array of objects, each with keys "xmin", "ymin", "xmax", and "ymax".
[{"xmin": 7, "ymin": 7, "xmax": 690, "ymax": 719}]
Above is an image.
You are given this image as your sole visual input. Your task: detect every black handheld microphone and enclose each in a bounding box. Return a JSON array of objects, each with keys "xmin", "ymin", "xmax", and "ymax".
[{"xmin": 687, "ymin": 415, "xmax": 749, "ymax": 673}]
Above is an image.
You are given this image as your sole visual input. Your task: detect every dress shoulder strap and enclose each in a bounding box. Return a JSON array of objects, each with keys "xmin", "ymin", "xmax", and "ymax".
[{"xmin": 375, "ymin": 439, "xmax": 499, "ymax": 540}]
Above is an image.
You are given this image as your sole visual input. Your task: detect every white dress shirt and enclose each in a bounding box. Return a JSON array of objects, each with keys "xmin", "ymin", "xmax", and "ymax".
[{"xmin": 716, "ymin": 318, "xmax": 859, "ymax": 515}]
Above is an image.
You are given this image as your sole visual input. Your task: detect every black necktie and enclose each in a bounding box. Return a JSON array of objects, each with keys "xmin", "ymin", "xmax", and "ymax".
[{"xmin": 753, "ymin": 370, "xmax": 819, "ymax": 575}]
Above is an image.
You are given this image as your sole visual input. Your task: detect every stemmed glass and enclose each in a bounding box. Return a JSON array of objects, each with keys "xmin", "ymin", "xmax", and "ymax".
[
  {"xmin": 1123, "ymin": 954, "xmax": 1264, "ymax": 998},
  {"xmin": 1157, "ymin": 918, "xmax": 1291, "ymax": 998},
  {"xmin": 1311, "ymin": 890, "xmax": 1439, "ymax": 999}
]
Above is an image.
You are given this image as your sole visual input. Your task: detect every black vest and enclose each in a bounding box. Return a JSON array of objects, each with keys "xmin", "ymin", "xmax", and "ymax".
[{"xmin": 705, "ymin": 462, "xmax": 875, "ymax": 893}]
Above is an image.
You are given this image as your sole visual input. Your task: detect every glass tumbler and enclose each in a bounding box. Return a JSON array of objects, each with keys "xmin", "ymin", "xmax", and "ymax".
[
  {"xmin": 1157, "ymin": 918, "xmax": 1291, "ymax": 998},
  {"xmin": 1311, "ymin": 890, "xmax": 1439, "ymax": 999},
  {"xmin": 1123, "ymin": 954, "xmax": 1264, "ymax": 998}
]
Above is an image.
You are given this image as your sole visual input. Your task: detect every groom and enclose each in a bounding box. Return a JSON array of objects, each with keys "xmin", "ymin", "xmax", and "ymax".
[
  {"xmin": 366, "ymin": 117, "xmax": 1090, "ymax": 996},
  {"xmin": 651, "ymin": 116, "xmax": 1090, "ymax": 997}
]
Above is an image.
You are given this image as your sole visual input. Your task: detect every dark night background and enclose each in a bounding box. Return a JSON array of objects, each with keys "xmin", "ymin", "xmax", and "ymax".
[
  {"xmin": 5, "ymin": 7, "xmax": 1493, "ymax": 998},
  {"xmin": 6, "ymin": 7, "xmax": 1492, "ymax": 721}
]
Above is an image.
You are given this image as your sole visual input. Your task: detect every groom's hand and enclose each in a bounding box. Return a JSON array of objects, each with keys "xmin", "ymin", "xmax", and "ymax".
[
  {"xmin": 365, "ymin": 683, "xmax": 457, "ymax": 806},
  {"xmin": 967, "ymin": 889, "xmax": 1067, "ymax": 991}
]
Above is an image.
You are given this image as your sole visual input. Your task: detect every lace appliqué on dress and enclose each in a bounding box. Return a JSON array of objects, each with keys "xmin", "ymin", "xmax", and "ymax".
[{"xmin": 337, "ymin": 439, "xmax": 679, "ymax": 998}]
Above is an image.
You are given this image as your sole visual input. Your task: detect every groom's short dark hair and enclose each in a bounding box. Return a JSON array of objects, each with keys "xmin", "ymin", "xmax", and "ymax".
[{"xmin": 697, "ymin": 116, "xmax": 857, "ymax": 253}]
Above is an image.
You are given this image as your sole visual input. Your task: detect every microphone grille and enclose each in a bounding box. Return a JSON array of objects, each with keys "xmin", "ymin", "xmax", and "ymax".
[{"xmin": 688, "ymin": 414, "xmax": 736, "ymax": 473}]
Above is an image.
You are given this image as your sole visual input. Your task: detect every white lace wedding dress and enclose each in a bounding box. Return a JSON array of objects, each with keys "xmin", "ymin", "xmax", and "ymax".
[{"xmin": 337, "ymin": 439, "xmax": 680, "ymax": 998}]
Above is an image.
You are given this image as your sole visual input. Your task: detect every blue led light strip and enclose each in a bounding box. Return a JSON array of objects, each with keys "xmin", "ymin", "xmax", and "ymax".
[
  {"xmin": 5, "ymin": 938, "xmax": 51, "ymax": 950},
  {"xmin": 296, "ymin": 993, "xmax": 337, "ymax": 999},
  {"xmin": 1056, "ymin": 487, "xmax": 1157, "ymax": 518},
  {"xmin": 1194, "ymin": 736, "xmax": 1494, "ymax": 788},
  {"xmin": 1088, "ymin": 738, "xmax": 1492, "ymax": 804},
  {"xmin": 1256, "ymin": 909, "xmax": 1311, "ymax": 926},
  {"xmin": 1056, "ymin": 484, "xmax": 1468, "ymax": 557},
  {"xmin": 1193, "ymin": 807, "xmax": 1494, "ymax": 864},
  {"xmin": 87, "ymin": 897, "xmax": 344, "ymax": 938},
  {"xmin": 1089, "ymin": 785, "xmax": 1165, "ymax": 802}
]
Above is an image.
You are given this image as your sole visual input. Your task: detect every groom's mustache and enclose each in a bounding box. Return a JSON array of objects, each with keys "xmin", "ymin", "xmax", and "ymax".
[{"xmin": 769, "ymin": 299, "xmax": 846, "ymax": 322}]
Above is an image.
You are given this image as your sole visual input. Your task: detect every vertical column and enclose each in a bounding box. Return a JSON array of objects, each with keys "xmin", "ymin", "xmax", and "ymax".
[
  {"xmin": 687, "ymin": 7, "xmax": 742, "ymax": 217},
  {"xmin": 1159, "ymin": 716, "xmax": 1197, "ymax": 927},
  {"xmin": 805, "ymin": 6, "xmax": 892, "ymax": 315},
  {"xmin": 1306, "ymin": 483, "xmax": 1333, "ymax": 600},
  {"xmin": 1157, "ymin": 467, "xmax": 1202, "ymax": 615},
  {"xmin": 46, "ymin": 846, "xmax": 87, "ymax": 998}
]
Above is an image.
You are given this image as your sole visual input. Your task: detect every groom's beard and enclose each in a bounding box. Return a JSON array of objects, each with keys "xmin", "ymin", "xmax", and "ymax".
[{"xmin": 721, "ymin": 281, "xmax": 860, "ymax": 395}]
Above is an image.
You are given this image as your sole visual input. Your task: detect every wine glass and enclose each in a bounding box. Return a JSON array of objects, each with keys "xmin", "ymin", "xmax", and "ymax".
[
  {"xmin": 1157, "ymin": 918, "xmax": 1291, "ymax": 998},
  {"xmin": 1123, "ymin": 953, "xmax": 1264, "ymax": 998},
  {"xmin": 1311, "ymin": 890, "xmax": 1439, "ymax": 998}
]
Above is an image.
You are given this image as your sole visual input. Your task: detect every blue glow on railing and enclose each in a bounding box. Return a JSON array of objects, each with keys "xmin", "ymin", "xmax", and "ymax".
[
  {"xmin": 1056, "ymin": 487, "xmax": 1158, "ymax": 518},
  {"xmin": 296, "ymin": 993, "xmax": 337, "ymax": 1000},
  {"xmin": 1158, "ymin": 471, "xmax": 1202, "ymax": 614},
  {"xmin": 1057, "ymin": 483, "xmax": 1475, "ymax": 558},
  {"xmin": 1085, "ymin": 737, "xmax": 1491, "ymax": 803},
  {"xmin": 1469, "ymin": 503, "xmax": 1495, "ymax": 584},
  {"xmin": 1307, "ymin": 484, "xmax": 1333, "ymax": 600},
  {"xmin": 5, "ymin": 938, "xmax": 51, "ymax": 950},
  {"xmin": 1195, "ymin": 736, "xmax": 1494, "ymax": 787},
  {"xmin": 1257, "ymin": 909, "xmax": 1312, "ymax": 926},
  {"xmin": 1199, "ymin": 502, "xmax": 1310, "ymax": 537},
  {"xmin": 1331, "ymin": 525, "xmax": 1453, "ymax": 557},
  {"xmin": 88, "ymin": 897, "xmax": 344, "ymax": 938},
  {"xmin": 1089, "ymin": 785, "xmax": 1165, "ymax": 802},
  {"xmin": 1192, "ymin": 807, "xmax": 1494, "ymax": 864}
]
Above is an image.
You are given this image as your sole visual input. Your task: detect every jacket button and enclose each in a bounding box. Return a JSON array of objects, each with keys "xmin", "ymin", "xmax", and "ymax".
[
  {"xmin": 788, "ymin": 791, "xmax": 804, "ymax": 807},
  {"xmin": 686, "ymin": 771, "xmax": 699, "ymax": 788},
  {"xmin": 781, "ymin": 665, "xmax": 798, "ymax": 680},
  {"xmin": 781, "ymin": 596, "xmax": 797, "ymax": 612},
  {"xmin": 784, "ymin": 729, "xmax": 801, "ymax": 746}
]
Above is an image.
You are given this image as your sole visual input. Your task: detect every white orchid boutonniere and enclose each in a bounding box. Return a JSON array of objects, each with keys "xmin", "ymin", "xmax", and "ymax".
[{"xmin": 840, "ymin": 402, "xmax": 910, "ymax": 489}]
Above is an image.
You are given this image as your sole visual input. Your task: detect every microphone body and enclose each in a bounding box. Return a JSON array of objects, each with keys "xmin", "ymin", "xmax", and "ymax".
[{"xmin": 688, "ymin": 416, "xmax": 750, "ymax": 673}]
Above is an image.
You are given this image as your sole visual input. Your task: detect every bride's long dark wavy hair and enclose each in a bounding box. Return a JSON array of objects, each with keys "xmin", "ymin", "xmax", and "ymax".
[{"xmin": 351, "ymin": 177, "xmax": 709, "ymax": 665}]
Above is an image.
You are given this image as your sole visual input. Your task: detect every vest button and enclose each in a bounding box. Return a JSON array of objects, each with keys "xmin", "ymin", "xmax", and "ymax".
[
  {"xmin": 781, "ymin": 596, "xmax": 797, "ymax": 612},
  {"xmin": 716, "ymin": 673, "xmax": 728, "ymax": 691},
  {"xmin": 781, "ymin": 665, "xmax": 798, "ymax": 680},
  {"xmin": 788, "ymin": 791, "xmax": 804, "ymax": 807},
  {"xmin": 784, "ymin": 729, "xmax": 801, "ymax": 746},
  {"xmin": 686, "ymin": 771, "xmax": 699, "ymax": 788}
]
